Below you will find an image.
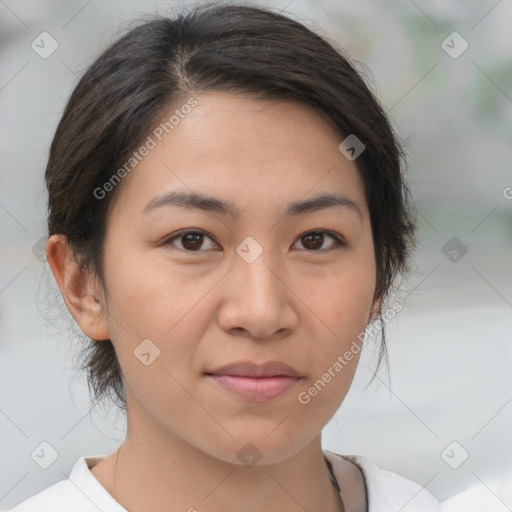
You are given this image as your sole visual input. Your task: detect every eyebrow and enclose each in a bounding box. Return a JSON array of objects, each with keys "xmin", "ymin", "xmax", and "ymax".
[{"xmin": 143, "ymin": 191, "xmax": 362, "ymax": 220}]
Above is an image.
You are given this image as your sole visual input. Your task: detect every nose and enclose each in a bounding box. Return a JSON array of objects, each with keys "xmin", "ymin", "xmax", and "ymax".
[{"xmin": 217, "ymin": 249, "xmax": 299, "ymax": 340}]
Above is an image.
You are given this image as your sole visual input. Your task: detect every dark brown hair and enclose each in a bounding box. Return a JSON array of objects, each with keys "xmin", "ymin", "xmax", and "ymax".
[{"xmin": 46, "ymin": 3, "xmax": 416, "ymax": 411}]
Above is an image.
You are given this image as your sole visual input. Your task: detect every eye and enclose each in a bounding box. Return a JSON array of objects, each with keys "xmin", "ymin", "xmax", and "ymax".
[
  {"xmin": 292, "ymin": 230, "xmax": 345, "ymax": 251},
  {"xmin": 162, "ymin": 229, "xmax": 345, "ymax": 253},
  {"xmin": 163, "ymin": 230, "xmax": 219, "ymax": 252}
]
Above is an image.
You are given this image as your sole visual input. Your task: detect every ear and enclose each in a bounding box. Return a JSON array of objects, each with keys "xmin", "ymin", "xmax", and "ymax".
[{"xmin": 46, "ymin": 234, "xmax": 110, "ymax": 341}]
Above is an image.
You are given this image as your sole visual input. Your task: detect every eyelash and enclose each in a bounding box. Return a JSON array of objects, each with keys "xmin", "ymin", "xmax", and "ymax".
[{"xmin": 162, "ymin": 229, "xmax": 346, "ymax": 253}]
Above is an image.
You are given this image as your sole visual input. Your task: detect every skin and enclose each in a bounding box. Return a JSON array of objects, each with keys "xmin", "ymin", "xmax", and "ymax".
[{"xmin": 47, "ymin": 91, "xmax": 379, "ymax": 512}]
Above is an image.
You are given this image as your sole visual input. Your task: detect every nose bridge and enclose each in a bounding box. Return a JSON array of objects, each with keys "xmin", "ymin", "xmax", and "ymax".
[
  {"xmin": 217, "ymin": 235, "xmax": 298, "ymax": 339},
  {"xmin": 233, "ymin": 240, "xmax": 282, "ymax": 308}
]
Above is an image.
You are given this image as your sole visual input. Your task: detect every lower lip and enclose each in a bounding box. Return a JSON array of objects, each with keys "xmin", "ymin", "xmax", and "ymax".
[{"xmin": 207, "ymin": 374, "xmax": 301, "ymax": 401}]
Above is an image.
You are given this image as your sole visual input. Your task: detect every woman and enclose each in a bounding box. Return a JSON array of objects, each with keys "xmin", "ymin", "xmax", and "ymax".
[{"xmin": 9, "ymin": 4, "xmax": 442, "ymax": 511}]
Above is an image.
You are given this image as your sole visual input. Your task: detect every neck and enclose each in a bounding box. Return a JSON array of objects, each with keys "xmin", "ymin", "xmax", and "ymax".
[{"xmin": 110, "ymin": 429, "xmax": 343, "ymax": 512}]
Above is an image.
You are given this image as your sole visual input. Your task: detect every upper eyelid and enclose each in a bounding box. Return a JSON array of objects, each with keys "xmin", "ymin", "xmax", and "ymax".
[{"xmin": 163, "ymin": 229, "xmax": 218, "ymax": 246}]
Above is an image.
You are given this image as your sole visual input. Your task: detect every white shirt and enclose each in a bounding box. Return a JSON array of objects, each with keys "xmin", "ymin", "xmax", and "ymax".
[
  {"xmin": 326, "ymin": 450, "xmax": 443, "ymax": 511},
  {"xmin": 441, "ymin": 481, "xmax": 512, "ymax": 512},
  {"xmin": 7, "ymin": 449, "xmax": 443, "ymax": 512}
]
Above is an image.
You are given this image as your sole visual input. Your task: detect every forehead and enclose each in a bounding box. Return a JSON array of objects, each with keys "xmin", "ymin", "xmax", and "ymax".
[{"xmin": 112, "ymin": 92, "xmax": 367, "ymax": 216}]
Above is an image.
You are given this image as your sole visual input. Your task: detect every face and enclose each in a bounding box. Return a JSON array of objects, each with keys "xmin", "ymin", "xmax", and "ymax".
[{"xmin": 97, "ymin": 91, "xmax": 377, "ymax": 465}]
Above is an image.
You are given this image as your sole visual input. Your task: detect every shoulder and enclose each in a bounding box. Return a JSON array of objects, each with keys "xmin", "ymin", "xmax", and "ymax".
[
  {"xmin": 6, "ymin": 455, "xmax": 124, "ymax": 512},
  {"xmin": 324, "ymin": 449, "xmax": 444, "ymax": 512}
]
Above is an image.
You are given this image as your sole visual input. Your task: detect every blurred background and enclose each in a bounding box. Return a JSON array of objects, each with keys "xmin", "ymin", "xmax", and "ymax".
[{"xmin": 1, "ymin": 0, "xmax": 511, "ymax": 509}]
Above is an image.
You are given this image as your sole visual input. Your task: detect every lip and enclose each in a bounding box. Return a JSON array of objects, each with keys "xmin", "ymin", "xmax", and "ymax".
[
  {"xmin": 206, "ymin": 361, "xmax": 301, "ymax": 378},
  {"xmin": 205, "ymin": 361, "xmax": 302, "ymax": 402}
]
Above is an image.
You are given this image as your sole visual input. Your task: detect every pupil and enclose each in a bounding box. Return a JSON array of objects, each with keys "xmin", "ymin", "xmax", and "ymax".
[
  {"xmin": 183, "ymin": 233, "xmax": 202, "ymax": 250},
  {"xmin": 304, "ymin": 232, "xmax": 323, "ymax": 250}
]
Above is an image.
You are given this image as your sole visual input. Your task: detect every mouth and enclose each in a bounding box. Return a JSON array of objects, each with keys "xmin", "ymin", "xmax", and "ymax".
[{"xmin": 204, "ymin": 361, "xmax": 303, "ymax": 402}]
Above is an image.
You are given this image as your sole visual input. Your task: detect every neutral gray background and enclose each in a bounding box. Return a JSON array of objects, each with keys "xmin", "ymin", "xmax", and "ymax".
[{"xmin": 1, "ymin": 0, "xmax": 511, "ymax": 509}]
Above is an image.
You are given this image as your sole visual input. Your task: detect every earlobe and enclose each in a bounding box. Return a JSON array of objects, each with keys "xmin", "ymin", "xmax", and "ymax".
[{"xmin": 46, "ymin": 234, "xmax": 110, "ymax": 341}]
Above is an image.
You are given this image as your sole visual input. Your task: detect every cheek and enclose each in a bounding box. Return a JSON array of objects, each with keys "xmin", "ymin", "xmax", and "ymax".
[
  {"xmin": 292, "ymin": 251, "xmax": 376, "ymax": 406},
  {"xmin": 303, "ymin": 252, "xmax": 376, "ymax": 341},
  {"xmin": 101, "ymin": 253, "xmax": 212, "ymax": 424},
  {"xmin": 103, "ymin": 242, "xmax": 199, "ymax": 331},
  {"xmin": 101, "ymin": 242, "xmax": 216, "ymax": 378}
]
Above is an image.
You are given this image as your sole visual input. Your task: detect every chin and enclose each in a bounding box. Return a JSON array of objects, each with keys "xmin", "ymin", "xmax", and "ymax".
[{"xmin": 200, "ymin": 430, "xmax": 310, "ymax": 468}]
